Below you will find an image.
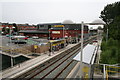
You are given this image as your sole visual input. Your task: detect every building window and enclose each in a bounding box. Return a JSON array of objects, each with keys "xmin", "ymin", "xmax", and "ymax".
[
  {"xmin": 40, "ymin": 25, "xmax": 44, "ymax": 27},
  {"xmin": 48, "ymin": 25, "xmax": 51, "ymax": 29}
]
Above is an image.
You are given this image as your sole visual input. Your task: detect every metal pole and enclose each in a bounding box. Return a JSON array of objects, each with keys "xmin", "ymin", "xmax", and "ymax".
[
  {"xmin": 76, "ymin": 29, "xmax": 78, "ymax": 43},
  {"xmin": 97, "ymin": 29, "xmax": 99, "ymax": 41},
  {"xmin": 63, "ymin": 26, "xmax": 64, "ymax": 39},
  {"xmin": 103, "ymin": 64, "xmax": 106, "ymax": 80},
  {"xmin": 63, "ymin": 26, "xmax": 66, "ymax": 47},
  {"xmin": 49, "ymin": 42, "xmax": 52, "ymax": 56},
  {"xmin": 79, "ymin": 21, "xmax": 84, "ymax": 79},
  {"xmin": 97, "ymin": 29, "xmax": 100, "ymax": 64},
  {"xmin": 11, "ymin": 56, "xmax": 13, "ymax": 67},
  {"xmin": 10, "ymin": 27, "xmax": 13, "ymax": 67},
  {"xmin": 49, "ymin": 28, "xmax": 50, "ymax": 40}
]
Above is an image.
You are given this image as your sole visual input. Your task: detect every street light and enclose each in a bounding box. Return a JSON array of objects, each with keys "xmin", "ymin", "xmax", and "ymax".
[{"xmin": 6, "ymin": 26, "xmax": 15, "ymax": 67}]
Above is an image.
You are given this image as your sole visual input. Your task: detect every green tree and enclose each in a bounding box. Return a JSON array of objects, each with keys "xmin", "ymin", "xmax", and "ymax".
[
  {"xmin": 100, "ymin": 2, "xmax": 120, "ymax": 25},
  {"xmin": 97, "ymin": 26, "xmax": 103, "ymax": 30},
  {"xmin": 2, "ymin": 27, "xmax": 5, "ymax": 32},
  {"xmin": 100, "ymin": 2, "xmax": 120, "ymax": 40},
  {"xmin": 13, "ymin": 23, "xmax": 18, "ymax": 32}
]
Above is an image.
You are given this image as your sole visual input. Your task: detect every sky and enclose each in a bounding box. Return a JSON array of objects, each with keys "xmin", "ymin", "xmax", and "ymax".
[{"xmin": 0, "ymin": 0, "xmax": 119, "ymax": 26}]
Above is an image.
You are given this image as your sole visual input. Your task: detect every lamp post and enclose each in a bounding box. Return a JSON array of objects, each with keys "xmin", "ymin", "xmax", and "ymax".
[{"xmin": 6, "ymin": 26, "xmax": 15, "ymax": 67}]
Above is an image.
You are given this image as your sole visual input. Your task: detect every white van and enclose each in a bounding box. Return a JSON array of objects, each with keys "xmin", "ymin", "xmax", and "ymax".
[{"xmin": 11, "ymin": 36, "xmax": 28, "ymax": 40}]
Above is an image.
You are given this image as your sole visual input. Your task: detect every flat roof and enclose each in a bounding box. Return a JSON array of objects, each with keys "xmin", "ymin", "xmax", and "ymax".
[
  {"xmin": 19, "ymin": 30, "xmax": 49, "ymax": 34},
  {"xmin": 73, "ymin": 44, "xmax": 98, "ymax": 64}
]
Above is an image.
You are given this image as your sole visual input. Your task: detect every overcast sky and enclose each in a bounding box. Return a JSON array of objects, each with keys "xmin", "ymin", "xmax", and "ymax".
[{"xmin": 0, "ymin": 0, "xmax": 119, "ymax": 25}]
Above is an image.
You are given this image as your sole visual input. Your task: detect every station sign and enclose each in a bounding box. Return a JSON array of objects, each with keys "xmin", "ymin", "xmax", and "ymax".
[
  {"xmin": 52, "ymin": 31, "xmax": 60, "ymax": 34},
  {"xmin": 54, "ymin": 25, "xmax": 64, "ymax": 27}
]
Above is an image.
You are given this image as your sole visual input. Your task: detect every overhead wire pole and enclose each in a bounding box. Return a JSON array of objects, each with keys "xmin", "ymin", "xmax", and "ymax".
[
  {"xmin": 49, "ymin": 28, "xmax": 52, "ymax": 56},
  {"xmin": 63, "ymin": 25, "xmax": 65, "ymax": 47},
  {"xmin": 8, "ymin": 27, "xmax": 15, "ymax": 67},
  {"xmin": 79, "ymin": 21, "xmax": 84, "ymax": 79},
  {"xmin": 49, "ymin": 28, "xmax": 50, "ymax": 40},
  {"xmin": 6, "ymin": 26, "xmax": 15, "ymax": 67},
  {"xmin": 10, "ymin": 27, "xmax": 13, "ymax": 67},
  {"xmin": 63, "ymin": 25, "xmax": 64, "ymax": 38},
  {"xmin": 75, "ymin": 20, "xmax": 105, "ymax": 79}
]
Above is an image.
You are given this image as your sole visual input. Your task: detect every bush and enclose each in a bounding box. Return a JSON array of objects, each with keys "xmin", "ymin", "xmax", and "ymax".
[
  {"xmin": 100, "ymin": 38, "xmax": 119, "ymax": 64},
  {"xmin": 101, "ymin": 41, "xmax": 107, "ymax": 51}
]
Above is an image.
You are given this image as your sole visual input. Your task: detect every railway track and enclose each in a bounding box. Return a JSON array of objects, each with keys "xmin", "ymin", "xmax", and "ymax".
[
  {"xmin": 13, "ymin": 45, "xmax": 77, "ymax": 78},
  {"xmin": 13, "ymin": 44, "xmax": 79, "ymax": 79},
  {"xmin": 13, "ymin": 36, "xmax": 97, "ymax": 79}
]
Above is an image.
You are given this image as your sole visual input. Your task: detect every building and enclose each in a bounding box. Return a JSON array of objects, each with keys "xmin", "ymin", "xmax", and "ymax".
[
  {"xmin": 1, "ymin": 23, "xmax": 37, "ymax": 35},
  {"xmin": 0, "ymin": 22, "xmax": 2, "ymax": 33},
  {"xmin": 17, "ymin": 24, "xmax": 36, "ymax": 30},
  {"xmin": 19, "ymin": 20, "xmax": 89, "ymax": 40}
]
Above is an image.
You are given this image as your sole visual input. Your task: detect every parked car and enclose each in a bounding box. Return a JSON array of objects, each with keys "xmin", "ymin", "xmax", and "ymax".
[
  {"xmin": 11, "ymin": 36, "xmax": 28, "ymax": 40},
  {"xmin": 93, "ymin": 40, "xmax": 98, "ymax": 42},
  {"xmin": 14, "ymin": 40, "xmax": 27, "ymax": 44},
  {"xmin": 23, "ymin": 37, "xmax": 28, "ymax": 40},
  {"xmin": 32, "ymin": 36, "xmax": 39, "ymax": 39},
  {"xmin": 6, "ymin": 34, "xmax": 12, "ymax": 37}
]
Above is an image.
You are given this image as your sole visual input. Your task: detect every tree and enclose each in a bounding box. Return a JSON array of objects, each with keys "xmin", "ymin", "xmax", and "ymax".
[
  {"xmin": 13, "ymin": 23, "xmax": 18, "ymax": 32},
  {"xmin": 100, "ymin": 2, "xmax": 120, "ymax": 25},
  {"xmin": 2, "ymin": 27, "xmax": 5, "ymax": 32},
  {"xmin": 100, "ymin": 1, "xmax": 120, "ymax": 40},
  {"xmin": 97, "ymin": 26, "xmax": 103, "ymax": 30},
  {"xmin": 100, "ymin": 1, "xmax": 120, "ymax": 64}
]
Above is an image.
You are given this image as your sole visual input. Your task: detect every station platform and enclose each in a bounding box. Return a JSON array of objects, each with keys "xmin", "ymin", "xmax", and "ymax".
[
  {"xmin": 1, "ymin": 43, "xmax": 79, "ymax": 78},
  {"xmin": 66, "ymin": 39, "xmax": 102, "ymax": 78}
]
